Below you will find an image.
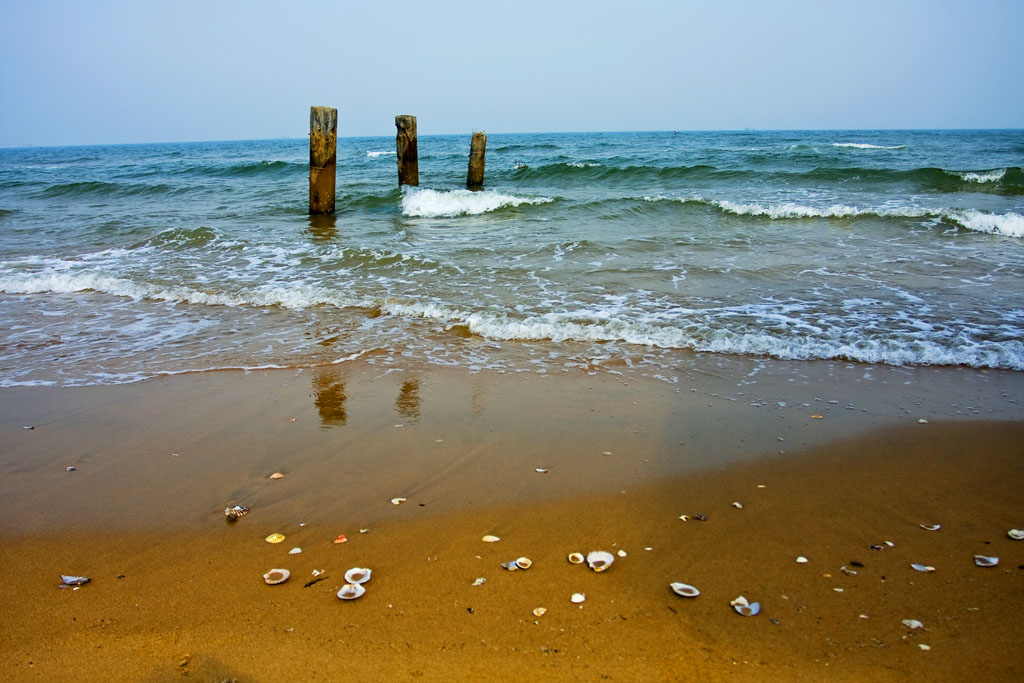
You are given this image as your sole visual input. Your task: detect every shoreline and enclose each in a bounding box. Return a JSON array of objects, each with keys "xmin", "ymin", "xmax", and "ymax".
[{"xmin": 2, "ymin": 361, "xmax": 1023, "ymax": 680}]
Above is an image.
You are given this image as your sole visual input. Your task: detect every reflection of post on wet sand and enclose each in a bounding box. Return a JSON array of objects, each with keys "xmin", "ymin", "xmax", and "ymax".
[
  {"xmin": 306, "ymin": 212, "xmax": 337, "ymax": 242},
  {"xmin": 395, "ymin": 379, "xmax": 421, "ymax": 421},
  {"xmin": 312, "ymin": 372, "xmax": 347, "ymax": 426}
]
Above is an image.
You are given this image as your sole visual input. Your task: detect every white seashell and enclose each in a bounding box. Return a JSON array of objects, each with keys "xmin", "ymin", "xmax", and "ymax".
[
  {"xmin": 974, "ymin": 555, "xmax": 999, "ymax": 567},
  {"xmin": 337, "ymin": 583, "xmax": 366, "ymax": 600},
  {"xmin": 570, "ymin": 592, "xmax": 586, "ymax": 604},
  {"xmin": 532, "ymin": 607, "xmax": 547, "ymax": 617},
  {"xmin": 344, "ymin": 567, "xmax": 372, "ymax": 584},
  {"xmin": 911, "ymin": 563, "xmax": 935, "ymax": 572},
  {"xmin": 59, "ymin": 575, "xmax": 91, "ymax": 587},
  {"xmin": 535, "ymin": 468, "xmax": 549, "ymax": 474},
  {"xmin": 262, "ymin": 568, "xmax": 290, "ymax": 585},
  {"xmin": 390, "ymin": 497, "xmax": 406, "ymax": 505},
  {"xmin": 731, "ymin": 501, "xmax": 743, "ymax": 509},
  {"xmin": 288, "ymin": 547, "xmax": 302, "ymax": 555},
  {"xmin": 567, "ymin": 552, "xmax": 585, "ymax": 564},
  {"xmin": 224, "ymin": 504, "xmax": 249, "ymax": 521},
  {"xmin": 472, "ymin": 577, "xmax": 486, "ymax": 586},
  {"xmin": 730, "ymin": 595, "xmax": 760, "ymax": 616},
  {"xmin": 1007, "ymin": 529, "xmax": 1024, "ymax": 540},
  {"xmin": 920, "ymin": 524, "xmax": 941, "ymax": 531},
  {"xmin": 616, "ymin": 550, "xmax": 627, "ymax": 558},
  {"xmin": 678, "ymin": 514, "xmax": 690, "ymax": 522},
  {"xmin": 586, "ymin": 550, "xmax": 615, "ymax": 572},
  {"xmin": 670, "ymin": 582, "xmax": 700, "ymax": 598},
  {"xmin": 902, "ymin": 619, "xmax": 924, "ymax": 630},
  {"xmin": 501, "ymin": 561, "xmax": 518, "ymax": 571},
  {"xmin": 918, "ymin": 643, "xmax": 931, "ymax": 651},
  {"xmin": 795, "ymin": 556, "xmax": 809, "ymax": 564},
  {"xmin": 481, "ymin": 534, "xmax": 501, "ymax": 543},
  {"xmin": 515, "ymin": 557, "xmax": 533, "ymax": 570}
]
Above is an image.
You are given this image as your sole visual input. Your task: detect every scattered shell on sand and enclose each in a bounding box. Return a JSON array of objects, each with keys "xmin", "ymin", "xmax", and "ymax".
[
  {"xmin": 910, "ymin": 563, "xmax": 935, "ymax": 572},
  {"xmin": 1007, "ymin": 529, "xmax": 1024, "ymax": 540},
  {"xmin": 974, "ymin": 555, "xmax": 999, "ymax": 568},
  {"xmin": 59, "ymin": 575, "xmax": 91, "ymax": 588},
  {"xmin": 902, "ymin": 619, "xmax": 924, "ymax": 630},
  {"xmin": 390, "ymin": 497, "xmax": 406, "ymax": 506},
  {"xmin": 731, "ymin": 501, "xmax": 743, "ymax": 509},
  {"xmin": 693, "ymin": 513, "xmax": 709, "ymax": 522},
  {"xmin": 570, "ymin": 593, "xmax": 586, "ymax": 604},
  {"xmin": 333, "ymin": 534, "xmax": 348, "ymax": 544},
  {"xmin": 288, "ymin": 547, "xmax": 302, "ymax": 555},
  {"xmin": 616, "ymin": 550, "xmax": 627, "ymax": 558},
  {"xmin": 731, "ymin": 596, "xmax": 760, "ymax": 616},
  {"xmin": 920, "ymin": 523, "xmax": 941, "ymax": 531},
  {"xmin": 262, "ymin": 568, "xmax": 290, "ymax": 585},
  {"xmin": 472, "ymin": 577, "xmax": 486, "ymax": 586},
  {"xmin": 533, "ymin": 607, "xmax": 547, "ymax": 617},
  {"xmin": 265, "ymin": 533, "xmax": 285, "ymax": 544},
  {"xmin": 918, "ymin": 643, "xmax": 931, "ymax": 651},
  {"xmin": 670, "ymin": 582, "xmax": 700, "ymax": 598},
  {"xmin": 481, "ymin": 535, "xmax": 501, "ymax": 543},
  {"xmin": 586, "ymin": 550, "xmax": 615, "ymax": 572},
  {"xmin": 567, "ymin": 552, "xmax": 585, "ymax": 564},
  {"xmin": 337, "ymin": 583, "xmax": 366, "ymax": 600},
  {"xmin": 678, "ymin": 514, "xmax": 690, "ymax": 522},
  {"xmin": 917, "ymin": 418, "xmax": 929, "ymax": 424},
  {"xmin": 344, "ymin": 567, "xmax": 372, "ymax": 584},
  {"xmin": 535, "ymin": 468, "xmax": 549, "ymax": 474},
  {"xmin": 269, "ymin": 472, "xmax": 285, "ymax": 479},
  {"xmin": 515, "ymin": 557, "xmax": 533, "ymax": 570},
  {"xmin": 224, "ymin": 504, "xmax": 249, "ymax": 522},
  {"xmin": 795, "ymin": 556, "xmax": 809, "ymax": 564},
  {"xmin": 501, "ymin": 561, "xmax": 518, "ymax": 571}
]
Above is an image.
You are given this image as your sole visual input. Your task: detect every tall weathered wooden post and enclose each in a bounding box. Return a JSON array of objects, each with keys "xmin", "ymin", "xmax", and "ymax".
[
  {"xmin": 467, "ymin": 131, "xmax": 487, "ymax": 190},
  {"xmin": 309, "ymin": 106, "xmax": 337, "ymax": 214},
  {"xmin": 395, "ymin": 115, "xmax": 418, "ymax": 187}
]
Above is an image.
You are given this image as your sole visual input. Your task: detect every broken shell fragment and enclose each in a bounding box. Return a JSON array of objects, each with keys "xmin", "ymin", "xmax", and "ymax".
[
  {"xmin": 501, "ymin": 561, "xmax": 518, "ymax": 571},
  {"xmin": 910, "ymin": 563, "xmax": 935, "ymax": 572},
  {"xmin": 269, "ymin": 472, "xmax": 285, "ymax": 479},
  {"xmin": 535, "ymin": 468, "xmax": 549, "ymax": 474},
  {"xmin": 616, "ymin": 550, "xmax": 627, "ymax": 558},
  {"xmin": 567, "ymin": 552, "xmax": 585, "ymax": 564},
  {"xmin": 333, "ymin": 534, "xmax": 348, "ymax": 544},
  {"xmin": 390, "ymin": 497, "xmax": 406, "ymax": 506},
  {"xmin": 731, "ymin": 501, "xmax": 744, "ymax": 509},
  {"xmin": 974, "ymin": 555, "xmax": 999, "ymax": 568},
  {"xmin": 472, "ymin": 577, "xmax": 486, "ymax": 586},
  {"xmin": 795, "ymin": 556, "xmax": 809, "ymax": 564},
  {"xmin": 224, "ymin": 504, "xmax": 250, "ymax": 522},
  {"xmin": 902, "ymin": 619, "xmax": 924, "ymax": 630},
  {"xmin": 263, "ymin": 568, "xmax": 290, "ymax": 585},
  {"xmin": 730, "ymin": 596, "xmax": 760, "ymax": 616},
  {"xmin": 344, "ymin": 567, "xmax": 372, "ymax": 584},
  {"xmin": 481, "ymin": 535, "xmax": 501, "ymax": 543},
  {"xmin": 265, "ymin": 533, "xmax": 285, "ymax": 544},
  {"xmin": 515, "ymin": 557, "xmax": 533, "ymax": 570},
  {"xmin": 586, "ymin": 550, "xmax": 615, "ymax": 572},
  {"xmin": 288, "ymin": 547, "xmax": 302, "ymax": 555},
  {"xmin": 670, "ymin": 582, "xmax": 700, "ymax": 598},
  {"xmin": 570, "ymin": 592, "xmax": 586, "ymax": 604},
  {"xmin": 1007, "ymin": 529, "xmax": 1024, "ymax": 541},
  {"xmin": 920, "ymin": 524, "xmax": 941, "ymax": 531},
  {"xmin": 59, "ymin": 575, "xmax": 91, "ymax": 588},
  {"xmin": 337, "ymin": 583, "xmax": 366, "ymax": 600},
  {"xmin": 532, "ymin": 607, "xmax": 547, "ymax": 617}
]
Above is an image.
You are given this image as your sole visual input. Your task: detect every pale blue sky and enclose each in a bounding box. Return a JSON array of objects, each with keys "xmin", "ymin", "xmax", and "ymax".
[{"xmin": 1, "ymin": 0, "xmax": 1021, "ymax": 147}]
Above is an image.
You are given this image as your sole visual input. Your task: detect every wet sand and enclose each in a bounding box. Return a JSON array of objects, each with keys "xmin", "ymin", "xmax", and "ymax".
[{"xmin": 1, "ymin": 362, "xmax": 1023, "ymax": 681}]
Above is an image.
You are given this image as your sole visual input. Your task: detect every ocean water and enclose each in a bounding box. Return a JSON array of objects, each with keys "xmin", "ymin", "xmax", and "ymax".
[{"xmin": 0, "ymin": 130, "xmax": 1022, "ymax": 387}]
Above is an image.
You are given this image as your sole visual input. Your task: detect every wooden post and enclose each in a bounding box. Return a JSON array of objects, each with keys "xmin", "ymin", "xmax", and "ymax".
[
  {"xmin": 466, "ymin": 131, "xmax": 486, "ymax": 190},
  {"xmin": 395, "ymin": 115, "xmax": 418, "ymax": 187},
  {"xmin": 309, "ymin": 106, "xmax": 337, "ymax": 214}
]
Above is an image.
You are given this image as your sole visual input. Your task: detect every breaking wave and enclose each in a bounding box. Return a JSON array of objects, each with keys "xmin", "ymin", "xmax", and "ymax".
[{"xmin": 400, "ymin": 187, "xmax": 553, "ymax": 217}]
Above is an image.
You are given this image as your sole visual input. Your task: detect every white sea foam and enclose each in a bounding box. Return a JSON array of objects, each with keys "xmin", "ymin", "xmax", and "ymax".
[
  {"xmin": 366, "ymin": 150, "xmax": 396, "ymax": 157},
  {"xmin": 832, "ymin": 142, "xmax": 906, "ymax": 150},
  {"xmin": 567, "ymin": 162, "xmax": 602, "ymax": 168},
  {"xmin": 400, "ymin": 188, "xmax": 553, "ymax": 218},
  {"xmin": 947, "ymin": 210, "xmax": 1024, "ymax": 238},
  {"xmin": 953, "ymin": 168, "xmax": 1007, "ymax": 183}
]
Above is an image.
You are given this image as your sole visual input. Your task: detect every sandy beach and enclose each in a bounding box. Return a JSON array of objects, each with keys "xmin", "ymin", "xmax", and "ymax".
[{"xmin": 2, "ymin": 360, "xmax": 1023, "ymax": 681}]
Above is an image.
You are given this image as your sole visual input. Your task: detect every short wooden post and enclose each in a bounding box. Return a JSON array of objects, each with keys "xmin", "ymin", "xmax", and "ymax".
[
  {"xmin": 466, "ymin": 131, "xmax": 487, "ymax": 190},
  {"xmin": 395, "ymin": 115, "xmax": 418, "ymax": 187},
  {"xmin": 309, "ymin": 106, "xmax": 337, "ymax": 214}
]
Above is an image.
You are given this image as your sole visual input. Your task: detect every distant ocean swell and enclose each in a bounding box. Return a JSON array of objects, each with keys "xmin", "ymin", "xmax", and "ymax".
[{"xmin": 644, "ymin": 196, "xmax": 1024, "ymax": 238}]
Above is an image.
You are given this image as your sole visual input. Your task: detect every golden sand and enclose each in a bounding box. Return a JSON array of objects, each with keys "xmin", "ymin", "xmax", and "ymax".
[{"xmin": 1, "ymin": 364, "xmax": 1022, "ymax": 681}]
